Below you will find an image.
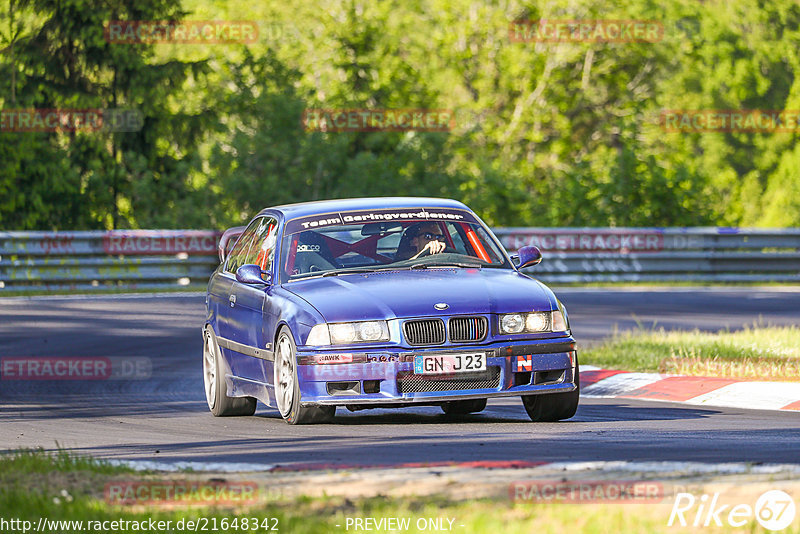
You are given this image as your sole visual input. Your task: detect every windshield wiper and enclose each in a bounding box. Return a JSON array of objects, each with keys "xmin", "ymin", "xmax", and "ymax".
[
  {"xmin": 320, "ymin": 263, "xmax": 483, "ymax": 276},
  {"xmin": 410, "ymin": 262, "xmax": 483, "ymax": 270},
  {"xmin": 322, "ymin": 267, "xmax": 386, "ymax": 277}
]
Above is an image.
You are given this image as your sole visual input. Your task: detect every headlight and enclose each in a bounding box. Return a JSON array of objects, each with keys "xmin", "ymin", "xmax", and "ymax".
[
  {"xmin": 329, "ymin": 323, "xmax": 356, "ymax": 344},
  {"xmin": 306, "ymin": 321, "xmax": 390, "ymax": 346},
  {"xmin": 525, "ymin": 312, "xmax": 549, "ymax": 332},
  {"xmin": 500, "ymin": 311, "xmax": 565, "ymax": 334},
  {"xmin": 500, "ymin": 313, "xmax": 525, "ymax": 333},
  {"xmin": 357, "ymin": 321, "xmax": 386, "ymax": 341}
]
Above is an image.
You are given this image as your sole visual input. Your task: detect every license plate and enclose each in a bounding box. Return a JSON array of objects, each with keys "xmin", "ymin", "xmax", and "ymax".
[{"xmin": 414, "ymin": 353, "xmax": 487, "ymax": 375}]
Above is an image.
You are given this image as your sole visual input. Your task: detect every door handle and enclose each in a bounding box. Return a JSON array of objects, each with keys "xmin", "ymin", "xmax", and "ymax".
[{"xmin": 229, "ymin": 294, "xmax": 236, "ymax": 307}]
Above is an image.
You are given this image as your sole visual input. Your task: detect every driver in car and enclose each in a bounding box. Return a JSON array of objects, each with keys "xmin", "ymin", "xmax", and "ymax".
[{"xmin": 405, "ymin": 222, "xmax": 447, "ymax": 259}]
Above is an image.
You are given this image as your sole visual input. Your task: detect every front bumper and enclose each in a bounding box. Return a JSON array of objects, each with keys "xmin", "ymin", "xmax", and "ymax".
[{"xmin": 295, "ymin": 336, "xmax": 577, "ymax": 406}]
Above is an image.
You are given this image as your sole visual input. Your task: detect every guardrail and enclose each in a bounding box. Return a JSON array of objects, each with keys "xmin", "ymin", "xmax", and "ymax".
[
  {"xmin": 0, "ymin": 231, "xmax": 221, "ymax": 291},
  {"xmin": 495, "ymin": 227, "xmax": 800, "ymax": 283},
  {"xmin": 0, "ymin": 228, "xmax": 798, "ymax": 291}
]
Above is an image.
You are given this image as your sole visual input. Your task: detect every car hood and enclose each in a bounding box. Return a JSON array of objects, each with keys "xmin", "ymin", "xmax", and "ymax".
[{"xmin": 283, "ymin": 268, "xmax": 556, "ymax": 322}]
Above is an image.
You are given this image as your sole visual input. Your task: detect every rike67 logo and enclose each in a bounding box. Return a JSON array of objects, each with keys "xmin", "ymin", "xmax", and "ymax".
[{"xmin": 669, "ymin": 490, "xmax": 796, "ymax": 530}]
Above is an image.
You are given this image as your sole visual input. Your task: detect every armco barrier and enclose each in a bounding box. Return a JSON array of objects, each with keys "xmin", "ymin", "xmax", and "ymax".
[
  {"xmin": 0, "ymin": 230, "xmax": 221, "ymax": 291},
  {"xmin": 495, "ymin": 227, "xmax": 800, "ymax": 283},
  {"xmin": 0, "ymin": 228, "xmax": 798, "ymax": 291}
]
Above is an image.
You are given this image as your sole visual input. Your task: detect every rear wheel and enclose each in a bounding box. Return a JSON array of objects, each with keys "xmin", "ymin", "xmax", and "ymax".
[
  {"xmin": 203, "ymin": 328, "xmax": 256, "ymax": 417},
  {"xmin": 441, "ymin": 398, "xmax": 487, "ymax": 415},
  {"xmin": 522, "ymin": 363, "xmax": 580, "ymax": 422},
  {"xmin": 274, "ymin": 327, "xmax": 335, "ymax": 425}
]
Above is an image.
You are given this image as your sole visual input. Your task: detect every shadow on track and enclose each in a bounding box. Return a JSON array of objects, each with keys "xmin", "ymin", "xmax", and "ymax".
[
  {"xmin": 572, "ymin": 403, "xmax": 719, "ymax": 422},
  {"xmin": 32, "ymin": 426, "xmax": 800, "ymax": 466}
]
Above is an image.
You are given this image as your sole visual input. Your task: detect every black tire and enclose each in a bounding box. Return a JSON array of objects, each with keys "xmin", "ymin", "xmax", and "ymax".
[
  {"xmin": 274, "ymin": 327, "xmax": 335, "ymax": 425},
  {"xmin": 441, "ymin": 398, "xmax": 487, "ymax": 415},
  {"xmin": 521, "ymin": 362, "xmax": 580, "ymax": 422},
  {"xmin": 203, "ymin": 328, "xmax": 257, "ymax": 417}
]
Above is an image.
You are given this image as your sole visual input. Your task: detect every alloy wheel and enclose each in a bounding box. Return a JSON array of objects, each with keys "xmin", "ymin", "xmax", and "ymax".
[
  {"xmin": 203, "ymin": 331, "xmax": 217, "ymax": 410},
  {"xmin": 276, "ymin": 334, "xmax": 295, "ymax": 417}
]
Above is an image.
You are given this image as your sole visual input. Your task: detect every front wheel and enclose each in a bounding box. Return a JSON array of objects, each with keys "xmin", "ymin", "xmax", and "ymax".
[
  {"xmin": 521, "ymin": 363, "xmax": 580, "ymax": 422},
  {"xmin": 203, "ymin": 328, "xmax": 256, "ymax": 417},
  {"xmin": 274, "ymin": 327, "xmax": 335, "ymax": 425}
]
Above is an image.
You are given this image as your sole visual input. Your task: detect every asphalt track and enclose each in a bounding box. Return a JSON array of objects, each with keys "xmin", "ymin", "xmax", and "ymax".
[{"xmin": 1, "ymin": 288, "xmax": 799, "ymax": 467}]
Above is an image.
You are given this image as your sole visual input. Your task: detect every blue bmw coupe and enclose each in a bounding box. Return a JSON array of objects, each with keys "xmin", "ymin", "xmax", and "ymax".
[{"xmin": 203, "ymin": 197, "xmax": 578, "ymax": 424}]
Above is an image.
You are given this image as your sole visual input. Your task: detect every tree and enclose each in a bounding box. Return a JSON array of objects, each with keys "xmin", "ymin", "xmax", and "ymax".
[{"xmin": 0, "ymin": 0, "xmax": 214, "ymax": 229}]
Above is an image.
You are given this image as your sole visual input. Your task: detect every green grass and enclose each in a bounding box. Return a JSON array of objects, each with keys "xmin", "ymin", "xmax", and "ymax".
[
  {"xmin": 0, "ymin": 449, "xmax": 793, "ymax": 533},
  {"xmin": 0, "ymin": 490, "xmax": 713, "ymax": 534},
  {"xmin": 582, "ymin": 326, "xmax": 800, "ymax": 380},
  {"xmin": 0, "ymin": 448, "xmax": 134, "ymax": 476}
]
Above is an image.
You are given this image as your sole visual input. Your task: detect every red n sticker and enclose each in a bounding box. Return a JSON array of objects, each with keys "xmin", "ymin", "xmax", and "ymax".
[{"xmin": 515, "ymin": 355, "xmax": 532, "ymax": 371}]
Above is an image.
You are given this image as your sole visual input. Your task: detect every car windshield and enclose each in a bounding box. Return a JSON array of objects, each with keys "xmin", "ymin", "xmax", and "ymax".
[{"xmin": 279, "ymin": 207, "xmax": 511, "ymax": 281}]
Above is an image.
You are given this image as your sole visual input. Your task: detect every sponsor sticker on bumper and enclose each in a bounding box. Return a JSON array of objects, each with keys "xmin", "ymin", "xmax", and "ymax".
[{"xmin": 515, "ymin": 355, "xmax": 533, "ymax": 372}]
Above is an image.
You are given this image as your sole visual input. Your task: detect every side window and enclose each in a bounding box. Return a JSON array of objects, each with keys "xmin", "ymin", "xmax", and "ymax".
[
  {"xmin": 244, "ymin": 218, "xmax": 278, "ymax": 272},
  {"xmin": 474, "ymin": 226, "xmax": 504, "ymax": 264},
  {"xmin": 225, "ymin": 217, "xmax": 263, "ymax": 274}
]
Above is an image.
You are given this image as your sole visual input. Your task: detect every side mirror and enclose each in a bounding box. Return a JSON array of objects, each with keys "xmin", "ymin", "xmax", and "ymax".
[
  {"xmin": 516, "ymin": 246, "xmax": 543, "ymax": 269},
  {"xmin": 236, "ymin": 264, "xmax": 271, "ymax": 286}
]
